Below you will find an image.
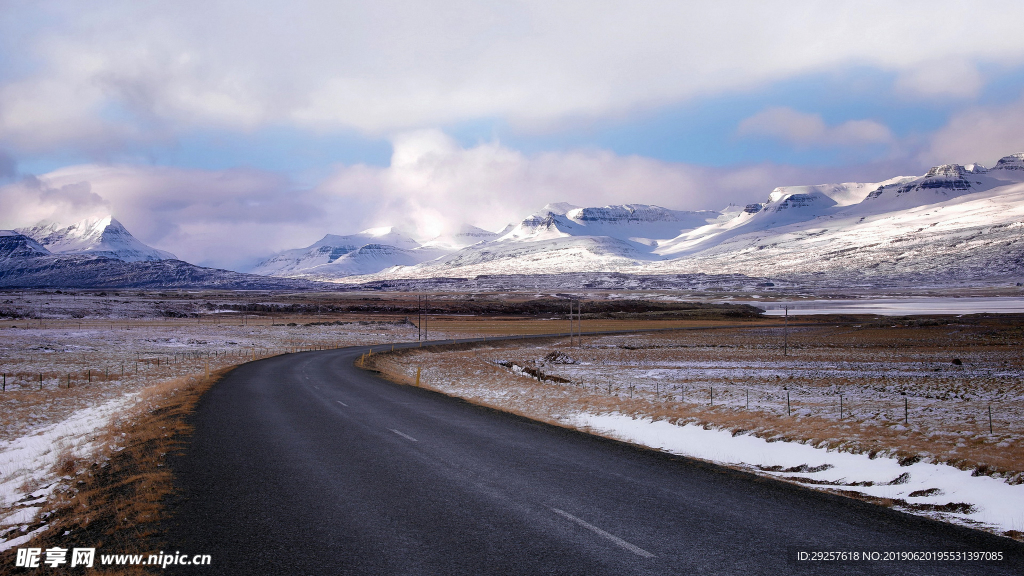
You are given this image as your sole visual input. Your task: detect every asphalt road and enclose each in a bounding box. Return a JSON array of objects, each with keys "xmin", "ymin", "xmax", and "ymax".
[{"xmin": 164, "ymin": 341, "xmax": 1023, "ymax": 575}]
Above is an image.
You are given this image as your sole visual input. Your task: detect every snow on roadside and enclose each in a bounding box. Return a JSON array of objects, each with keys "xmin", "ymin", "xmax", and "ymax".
[
  {"xmin": 565, "ymin": 412, "xmax": 1024, "ymax": 536},
  {"xmin": 0, "ymin": 393, "xmax": 138, "ymax": 552}
]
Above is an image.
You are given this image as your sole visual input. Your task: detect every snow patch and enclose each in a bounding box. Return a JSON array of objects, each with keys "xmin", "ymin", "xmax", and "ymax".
[{"xmin": 565, "ymin": 412, "xmax": 1024, "ymax": 534}]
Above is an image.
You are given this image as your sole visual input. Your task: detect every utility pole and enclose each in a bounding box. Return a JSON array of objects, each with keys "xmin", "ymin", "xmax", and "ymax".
[
  {"xmin": 417, "ymin": 295, "xmax": 422, "ymax": 341},
  {"xmin": 566, "ymin": 300, "xmax": 571, "ymax": 345},
  {"xmin": 575, "ymin": 299, "xmax": 582, "ymax": 348},
  {"xmin": 783, "ymin": 304, "xmax": 789, "ymax": 356}
]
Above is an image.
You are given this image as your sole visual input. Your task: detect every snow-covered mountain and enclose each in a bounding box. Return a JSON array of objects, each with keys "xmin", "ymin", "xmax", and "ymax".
[
  {"xmin": 16, "ymin": 216, "xmax": 176, "ymax": 262},
  {"xmin": 252, "ymin": 204, "xmax": 720, "ymax": 280},
  {"xmin": 0, "ymin": 229, "xmax": 323, "ymax": 289},
  {"xmin": 237, "ymin": 152, "xmax": 1024, "ymax": 285},
  {"xmin": 250, "ymin": 226, "xmax": 446, "ymax": 278},
  {"xmin": 329, "ymin": 153, "xmax": 1024, "ymax": 284}
]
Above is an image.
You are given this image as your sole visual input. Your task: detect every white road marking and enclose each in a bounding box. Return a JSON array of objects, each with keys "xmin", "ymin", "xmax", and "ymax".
[
  {"xmin": 550, "ymin": 508, "xmax": 655, "ymax": 558},
  {"xmin": 336, "ymin": 400, "xmax": 348, "ymax": 407},
  {"xmin": 389, "ymin": 429, "xmax": 418, "ymax": 442}
]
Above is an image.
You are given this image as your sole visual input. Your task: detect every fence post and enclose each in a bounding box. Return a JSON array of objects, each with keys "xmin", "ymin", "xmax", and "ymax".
[
  {"xmin": 989, "ymin": 405, "xmax": 993, "ymax": 434},
  {"xmin": 786, "ymin": 391, "xmax": 791, "ymax": 416}
]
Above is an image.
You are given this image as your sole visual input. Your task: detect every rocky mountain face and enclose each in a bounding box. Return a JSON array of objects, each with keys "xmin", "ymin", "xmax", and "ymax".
[
  {"xmin": 0, "ymin": 256, "xmax": 322, "ymax": 289},
  {"xmin": 0, "ymin": 232, "xmax": 51, "ymax": 261}
]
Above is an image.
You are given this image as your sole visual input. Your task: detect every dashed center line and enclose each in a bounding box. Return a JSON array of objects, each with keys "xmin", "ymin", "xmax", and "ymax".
[
  {"xmin": 551, "ymin": 508, "xmax": 655, "ymax": 558},
  {"xmin": 389, "ymin": 429, "xmax": 418, "ymax": 442},
  {"xmin": 336, "ymin": 400, "xmax": 348, "ymax": 407}
]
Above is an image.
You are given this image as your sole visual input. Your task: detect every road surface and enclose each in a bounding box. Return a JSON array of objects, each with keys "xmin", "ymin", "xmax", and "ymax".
[{"xmin": 164, "ymin": 342, "xmax": 1022, "ymax": 575}]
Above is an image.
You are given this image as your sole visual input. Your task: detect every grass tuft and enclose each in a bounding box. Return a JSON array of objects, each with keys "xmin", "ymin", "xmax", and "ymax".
[{"xmin": 1, "ymin": 368, "xmax": 233, "ymax": 573}]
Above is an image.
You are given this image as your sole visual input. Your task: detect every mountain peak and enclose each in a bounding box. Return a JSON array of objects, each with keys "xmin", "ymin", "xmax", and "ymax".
[
  {"xmin": 924, "ymin": 164, "xmax": 969, "ymax": 179},
  {"xmin": 16, "ymin": 215, "xmax": 176, "ymax": 262},
  {"xmin": 992, "ymin": 153, "xmax": 1024, "ymax": 172}
]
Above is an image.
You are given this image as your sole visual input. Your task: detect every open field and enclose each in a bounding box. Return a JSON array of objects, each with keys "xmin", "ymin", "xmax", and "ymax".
[
  {"xmin": 366, "ymin": 315, "xmax": 1024, "ymax": 537},
  {"xmin": 4, "ymin": 288, "xmax": 1023, "ymax": 548}
]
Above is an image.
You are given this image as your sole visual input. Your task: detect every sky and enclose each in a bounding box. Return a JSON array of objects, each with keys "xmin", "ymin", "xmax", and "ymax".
[{"xmin": 2, "ymin": 0, "xmax": 1024, "ymax": 270}]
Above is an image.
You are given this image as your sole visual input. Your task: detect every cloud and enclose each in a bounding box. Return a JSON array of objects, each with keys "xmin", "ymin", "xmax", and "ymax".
[
  {"xmin": 894, "ymin": 58, "xmax": 984, "ymax": 99},
  {"xmin": 320, "ymin": 130, "xmax": 716, "ymax": 240},
  {"xmin": 0, "ymin": 150, "xmax": 15, "ymax": 179},
  {"xmin": 922, "ymin": 94, "xmax": 1024, "ymax": 165},
  {"xmin": 2, "ymin": 1, "xmax": 1024, "ymax": 154},
  {"xmin": 0, "ymin": 175, "xmax": 110, "ymax": 228},
  {"xmin": 737, "ymin": 107, "xmax": 894, "ymax": 147}
]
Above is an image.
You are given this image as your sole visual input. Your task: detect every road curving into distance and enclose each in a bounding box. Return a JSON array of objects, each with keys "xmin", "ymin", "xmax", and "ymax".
[{"xmin": 164, "ymin": 339, "xmax": 1023, "ymax": 575}]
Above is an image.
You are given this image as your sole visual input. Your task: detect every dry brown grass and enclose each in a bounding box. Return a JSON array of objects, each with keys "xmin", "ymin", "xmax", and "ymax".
[
  {"xmin": 0, "ymin": 368, "xmax": 232, "ymax": 575},
  {"xmin": 367, "ymin": 318, "xmax": 1024, "ymax": 483}
]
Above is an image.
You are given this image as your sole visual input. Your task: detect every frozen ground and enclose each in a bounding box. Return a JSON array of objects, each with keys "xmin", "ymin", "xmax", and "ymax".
[
  {"xmin": 371, "ymin": 321, "xmax": 1024, "ymax": 539},
  {"xmin": 0, "ymin": 300, "xmax": 429, "ymax": 551},
  {"xmin": 0, "ymin": 395, "xmax": 136, "ymax": 551}
]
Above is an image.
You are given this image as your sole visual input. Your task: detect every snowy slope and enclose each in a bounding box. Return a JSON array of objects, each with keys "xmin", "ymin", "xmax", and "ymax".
[
  {"xmin": 646, "ymin": 180, "xmax": 1024, "ymax": 283},
  {"xmin": 419, "ymin": 235, "xmax": 660, "ymax": 277},
  {"xmin": 16, "ymin": 216, "xmax": 176, "ymax": 262},
  {"xmin": 342, "ymin": 154, "xmax": 1024, "ymax": 284},
  {"xmin": 250, "ymin": 227, "xmax": 434, "ymax": 277},
  {"xmin": 654, "ymin": 176, "xmax": 915, "ymax": 258}
]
